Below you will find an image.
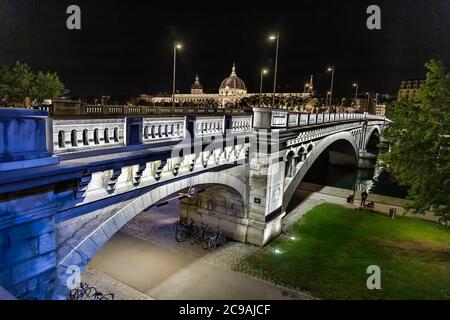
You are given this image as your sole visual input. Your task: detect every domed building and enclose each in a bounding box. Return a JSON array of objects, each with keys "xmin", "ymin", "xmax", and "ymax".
[
  {"xmin": 219, "ymin": 64, "xmax": 247, "ymax": 96},
  {"xmin": 191, "ymin": 74, "xmax": 203, "ymax": 94},
  {"xmin": 145, "ymin": 61, "xmax": 311, "ymax": 108}
]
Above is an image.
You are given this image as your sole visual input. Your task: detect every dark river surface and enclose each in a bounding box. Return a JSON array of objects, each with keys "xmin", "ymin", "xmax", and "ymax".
[{"xmin": 303, "ymin": 147, "xmax": 409, "ymax": 199}]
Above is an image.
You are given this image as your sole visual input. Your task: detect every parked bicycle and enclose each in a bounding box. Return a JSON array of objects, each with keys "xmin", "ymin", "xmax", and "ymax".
[
  {"xmin": 207, "ymin": 227, "xmax": 226, "ymax": 250},
  {"xmin": 174, "ymin": 219, "xmax": 195, "ymax": 242},
  {"xmin": 175, "ymin": 219, "xmax": 227, "ymax": 251},
  {"xmin": 190, "ymin": 222, "xmax": 208, "ymax": 245},
  {"xmin": 201, "ymin": 226, "xmax": 215, "ymax": 249},
  {"xmin": 69, "ymin": 282, "xmax": 114, "ymax": 300}
]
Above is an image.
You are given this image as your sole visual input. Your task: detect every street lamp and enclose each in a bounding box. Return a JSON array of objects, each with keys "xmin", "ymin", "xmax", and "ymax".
[
  {"xmin": 269, "ymin": 33, "xmax": 279, "ymax": 107},
  {"xmin": 259, "ymin": 68, "xmax": 268, "ymax": 107},
  {"xmin": 327, "ymin": 67, "xmax": 335, "ymax": 107},
  {"xmin": 172, "ymin": 43, "xmax": 182, "ymax": 108},
  {"xmin": 366, "ymin": 92, "xmax": 371, "ymax": 113},
  {"xmin": 353, "ymin": 83, "xmax": 359, "ymax": 99},
  {"xmin": 326, "ymin": 91, "xmax": 331, "ymax": 110},
  {"xmin": 353, "ymin": 83, "xmax": 359, "ymax": 109},
  {"xmin": 260, "ymin": 69, "xmax": 268, "ymax": 95},
  {"xmin": 304, "ymin": 83, "xmax": 309, "ymax": 93}
]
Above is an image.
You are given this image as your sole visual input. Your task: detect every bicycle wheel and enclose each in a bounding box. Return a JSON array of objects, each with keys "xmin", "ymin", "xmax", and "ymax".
[
  {"xmin": 208, "ymin": 237, "xmax": 217, "ymax": 251},
  {"xmin": 175, "ymin": 229, "xmax": 187, "ymax": 242},
  {"xmin": 195, "ymin": 229, "xmax": 204, "ymax": 245},
  {"xmin": 101, "ymin": 293, "xmax": 115, "ymax": 300},
  {"xmin": 84, "ymin": 286, "xmax": 96, "ymax": 299},
  {"xmin": 69, "ymin": 288, "xmax": 80, "ymax": 300},
  {"xmin": 202, "ymin": 234, "xmax": 211, "ymax": 249},
  {"xmin": 218, "ymin": 232, "xmax": 226, "ymax": 246},
  {"xmin": 189, "ymin": 229, "xmax": 198, "ymax": 245}
]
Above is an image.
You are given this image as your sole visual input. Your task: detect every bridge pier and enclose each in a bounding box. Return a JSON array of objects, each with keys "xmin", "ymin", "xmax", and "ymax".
[
  {"xmin": 179, "ymin": 186, "xmax": 249, "ymax": 242},
  {"xmin": 0, "ymin": 189, "xmax": 58, "ymax": 300},
  {"xmin": 358, "ymin": 150, "xmax": 378, "ymax": 169}
]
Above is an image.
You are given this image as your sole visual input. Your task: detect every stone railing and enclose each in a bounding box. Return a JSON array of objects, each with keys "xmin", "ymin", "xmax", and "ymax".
[
  {"xmin": 252, "ymin": 108, "xmax": 386, "ymax": 129},
  {"xmin": 34, "ymin": 101, "xmax": 249, "ymax": 118},
  {"xmin": 52, "ymin": 118, "xmax": 126, "ymax": 154},
  {"xmin": 52, "ymin": 114, "xmax": 254, "ymax": 154},
  {"xmin": 143, "ymin": 117, "xmax": 185, "ymax": 143}
]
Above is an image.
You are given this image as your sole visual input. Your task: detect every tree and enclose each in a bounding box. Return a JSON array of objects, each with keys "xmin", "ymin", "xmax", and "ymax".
[
  {"xmin": 382, "ymin": 60, "xmax": 450, "ymax": 220},
  {"xmin": 0, "ymin": 61, "xmax": 68, "ymax": 107}
]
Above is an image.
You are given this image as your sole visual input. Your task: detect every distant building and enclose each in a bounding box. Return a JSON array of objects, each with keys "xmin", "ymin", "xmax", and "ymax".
[
  {"xmin": 398, "ymin": 80, "xmax": 424, "ymax": 101},
  {"xmin": 190, "ymin": 74, "xmax": 203, "ymax": 94},
  {"xmin": 375, "ymin": 104, "xmax": 386, "ymax": 116},
  {"xmin": 140, "ymin": 63, "xmax": 310, "ymax": 107}
]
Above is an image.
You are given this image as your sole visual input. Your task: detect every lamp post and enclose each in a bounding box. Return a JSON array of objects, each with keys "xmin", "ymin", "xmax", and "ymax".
[
  {"xmin": 259, "ymin": 68, "xmax": 268, "ymax": 107},
  {"xmin": 260, "ymin": 69, "xmax": 268, "ymax": 95},
  {"xmin": 172, "ymin": 43, "xmax": 182, "ymax": 108},
  {"xmin": 353, "ymin": 83, "xmax": 359, "ymax": 100},
  {"xmin": 366, "ymin": 92, "xmax": 371, "ymax": 113},
  {"xmin": 327, "ymin": 67, "xmax": 335, "ymax": 107},
  {"xmin": 353, "ymin": 83, "xmax": 359, "ymax": 109},
  {"xmin": 304, "ymin": 83, "xmax": 309, "ymax": 93},
  {"xmin": 269, "ymin": 33, "xmax": 279, "ymax": 107},
  {"xmin": 326, "ymin": 91, "xmax": 331, "ymax": 111}
]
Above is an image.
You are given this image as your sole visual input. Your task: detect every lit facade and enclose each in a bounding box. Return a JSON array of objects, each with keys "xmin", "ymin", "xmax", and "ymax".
[
  {"xmin": 141, "ymin": 63, "xmax": 310, "ymax": 107},
  {"xmin": 398, "ymin": 80, "xmax": 424, "ymax": 101}
]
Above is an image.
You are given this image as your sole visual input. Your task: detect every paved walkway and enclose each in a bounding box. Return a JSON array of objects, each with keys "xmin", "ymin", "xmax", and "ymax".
[
  {"xmin": 83, "ymin": 200, "xmax": 310, "ymax": 300},
  {"xmin": 87, "ymin": 232, "xmax": 306, "ymax": 300},
  {"xmin": 82, "ymin": 267, "xmax": 154, "ymax": 300}
]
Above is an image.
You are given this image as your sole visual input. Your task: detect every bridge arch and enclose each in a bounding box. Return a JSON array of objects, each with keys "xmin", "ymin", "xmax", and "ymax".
[
  {"xmin": 283, "ymin": 131, "xmax": 358, "ymax": 208},
  {"xmin": 364, "ymin": 125, "xmax": 381, "ymax": 150},
  {"xmin": 57, "ymin": 169, "xmax": 248, "ymax": 284}
]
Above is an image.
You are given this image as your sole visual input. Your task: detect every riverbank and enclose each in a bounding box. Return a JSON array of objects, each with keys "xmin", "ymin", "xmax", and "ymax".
[
  {"xmin": 297, "ymin": 182, "xmax": 438, "ymax": 222},
  {"xmin": 235, "ymin": 203, "xmax": 450, "ymax": 299}
]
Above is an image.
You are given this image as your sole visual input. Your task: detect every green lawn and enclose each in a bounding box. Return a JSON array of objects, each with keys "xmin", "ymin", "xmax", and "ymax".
[{"xmin": 236, "ymin": 203, "xmax": 450, "ymax": 299}]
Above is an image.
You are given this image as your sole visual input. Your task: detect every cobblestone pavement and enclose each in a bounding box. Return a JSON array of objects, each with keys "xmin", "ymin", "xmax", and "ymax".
[
  {"xmin": 121, "ymin": 200, "xmax": 261, "ymax": 270},
  {"xmin": 82, "ymin": 267, "xmax": 155, "ymax": 300}
]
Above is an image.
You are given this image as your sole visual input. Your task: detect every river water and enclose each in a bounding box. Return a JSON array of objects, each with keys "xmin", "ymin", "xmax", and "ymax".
[{"xmin": 303, "ymin": 147, "xmax": 409, "ymax": 199}]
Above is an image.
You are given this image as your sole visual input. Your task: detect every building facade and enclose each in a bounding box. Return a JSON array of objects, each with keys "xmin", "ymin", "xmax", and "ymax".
[
  {"xmin": 140, "ymin": 63, "xmax": 310, "ymax": 107},
  {"xmin": 398, "ymin": 80, "xmax": 424, "ymax": 101}
]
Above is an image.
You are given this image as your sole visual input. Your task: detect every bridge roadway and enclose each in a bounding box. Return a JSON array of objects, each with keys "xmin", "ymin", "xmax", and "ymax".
[{"xmin": 0, "ymin": 106, "xmax": 387, "ymax": 299}]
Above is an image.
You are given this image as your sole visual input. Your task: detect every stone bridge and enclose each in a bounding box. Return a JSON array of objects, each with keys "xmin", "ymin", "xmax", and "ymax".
[{"xmin": 0, "ymin": 106, "xmax": 387, "ymax": 299}]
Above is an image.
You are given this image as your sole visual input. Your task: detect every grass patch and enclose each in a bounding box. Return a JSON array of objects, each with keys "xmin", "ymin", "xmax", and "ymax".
[{"xmin": 237, "ymin": 203, "xmax": 450, "ymax": 299}]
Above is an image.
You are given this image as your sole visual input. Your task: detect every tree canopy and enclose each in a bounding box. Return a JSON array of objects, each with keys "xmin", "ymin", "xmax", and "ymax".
[
  {"xmin": 383, "ymin": 60, "xmax": 450, "ymax": 219},
  {"xmin": 0, "ymin": 61, "xmax": 68, "ymax": 107}
]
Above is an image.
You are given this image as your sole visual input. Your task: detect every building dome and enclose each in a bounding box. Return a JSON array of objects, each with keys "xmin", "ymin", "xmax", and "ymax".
[
  {"xmin": 219, "ymin": 64, "xmax": 246, "ymax": 91},
  {"xmin": 191, "ymin": 74, "xmax": 203, "ymax": 94}
]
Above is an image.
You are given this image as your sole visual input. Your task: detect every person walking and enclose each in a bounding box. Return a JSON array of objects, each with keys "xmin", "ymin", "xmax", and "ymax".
[{"xmin": 360, "ymin": 189, "xmax": 368, "ymax": 207}]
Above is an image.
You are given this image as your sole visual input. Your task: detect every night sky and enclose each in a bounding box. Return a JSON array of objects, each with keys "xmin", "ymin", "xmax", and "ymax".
[{"xmin": 0, "ymin": 0, "xmax": 449, "ymax": 98}]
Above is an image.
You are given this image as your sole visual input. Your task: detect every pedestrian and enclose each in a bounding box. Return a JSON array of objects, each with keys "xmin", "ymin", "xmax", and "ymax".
[
  {"xmin": 347, "ymin": 192, "xmax": 355, "ymax": 204},
  {"xmin": 360, "ymin": 189, "xmax": 368, "ymax": 207}
]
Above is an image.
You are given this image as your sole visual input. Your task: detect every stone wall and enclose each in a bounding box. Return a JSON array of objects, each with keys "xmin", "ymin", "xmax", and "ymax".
[
  {"xmin": 0, "ymin": 190, "xmax": 58, "ymax": 299},
  {"xmin": 179, "ymin": 186, "xmax": 249, "ymax": 242}
]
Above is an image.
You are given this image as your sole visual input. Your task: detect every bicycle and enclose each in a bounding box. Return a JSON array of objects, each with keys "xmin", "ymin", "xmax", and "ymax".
[
  {"xmin": 69, "ymin": 282, "xmax": 95, "ymax": 300},
  {"xmin": 91, "ymin": 292, "xmax": 115, "ymax": 300},
  {"xmin": 207, "ymin": 228, "xmax": 226, "ymax": 251},
  {"xmin": 175, "ymin": 219, "xmax": 195, "ymax": 242},
  {"xmin": 202, "ymin": 226, "xmax": 215, "ymax": 249},
  {"xmin": 190, "ymin": 223, "xmax": 207, "ymax": 245}
]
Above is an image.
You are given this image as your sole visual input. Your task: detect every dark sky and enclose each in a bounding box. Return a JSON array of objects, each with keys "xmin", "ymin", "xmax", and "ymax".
[{"xmin": 0, "ymin": 0, "xmax": 449, "ymax": 98}]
